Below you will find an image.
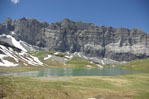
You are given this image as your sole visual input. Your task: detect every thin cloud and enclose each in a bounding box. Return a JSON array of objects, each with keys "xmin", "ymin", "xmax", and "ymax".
[{"xmin": 11, "ymin": 0, "xmax": 20, "ymax": 4}]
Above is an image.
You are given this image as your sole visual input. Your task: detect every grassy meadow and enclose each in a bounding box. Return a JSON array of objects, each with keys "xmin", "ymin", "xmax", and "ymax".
[
  {"xmin": 0, "ymin": 53, "xmax": 149, "ymax": 99},
  {"xmin": 0, "ymin": 74, "xmax": 149, "ymax": 99},
  {"xmin": 117, "ymin": 58, "xmax": 149, "ymax": 71}
]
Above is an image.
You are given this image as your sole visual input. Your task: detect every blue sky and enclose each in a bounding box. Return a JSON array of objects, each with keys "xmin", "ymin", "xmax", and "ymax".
[{"xmin": 0, "ymin": 0, "xmax": 148, "ymax": 33}]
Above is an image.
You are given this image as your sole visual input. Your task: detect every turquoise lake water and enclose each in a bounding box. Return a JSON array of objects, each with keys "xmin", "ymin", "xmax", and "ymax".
[{"xmin": 8, "ymin": 67, "xmax": 147, "ymax": 77}]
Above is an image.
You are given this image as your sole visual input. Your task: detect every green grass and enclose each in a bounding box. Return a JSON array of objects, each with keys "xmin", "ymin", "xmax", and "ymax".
[
  {"xmin": 135, "ymin": 92, "xmax": 149, "ymax": 99},
  {"xmin": 0, "ymin": 74, "xmax": 149, "ymax": 99},
  {"xmin": 0, "ymin": 57, "xmax": 98, "ymax": 72},
  {"xmin": 38, "ymin": 55, "xmax": 98, "ymax": 68},
  {"xmin": 28, "ymin": 51, "xmax": 66, "ymax": 57},
  {"xmin": 27, "ymin": 50, "xmax": 56, "ymax": 57},
  {"xmin": 117, "ymin": 58, "xmax": 149, "ymax": 71},
  {"xmin": 28, "ymin": 51, "xmax": 98, "ymax": 68},
  {"xmin": 66, "ymin": 57, "xmax": 98, "ymax": 68},
  {"xmin": 0, "ymin": 66, "xmax": 45, "ymax": 73}
]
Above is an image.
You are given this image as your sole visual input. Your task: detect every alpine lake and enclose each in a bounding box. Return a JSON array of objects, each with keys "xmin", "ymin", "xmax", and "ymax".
[
  {"xmin": 4, "ymin": 67, "xmax": 148, "ymax": 77},
  {"xmin": 0, "ymin": 66, "xmax": 149, "ymax": 99}
]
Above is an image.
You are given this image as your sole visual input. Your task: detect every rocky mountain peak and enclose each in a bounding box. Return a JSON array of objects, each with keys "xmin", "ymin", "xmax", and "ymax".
[
  {"xmin": 19, "ymin": 17, "xmax": 27, "ymax": 21},
  {"xmin": 61, "ymin": 18, "xmax": 72, "ymax": 23},
  {"xmin": 1, "ymin": 17, "xmax": 14, "ymax": 32},
  {"xmin": 3, "ymin": 17, "xmax": 12, "ymax": 25},
  {"xmin": 60, "ymin": 18, "xmax": 74, "ymax": 28},
  {"xmin": 0, "ymin": 17, "xmax": 149, "ymax": 61}
]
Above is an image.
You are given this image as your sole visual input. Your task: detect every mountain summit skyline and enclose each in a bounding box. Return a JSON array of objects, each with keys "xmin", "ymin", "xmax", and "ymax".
[
  {"xmin": 1, "ymin": 17, "xmax": 148, "ymax": 34},
  {"xmin": 0, "ymin": 17, "xmax": 149, "ymax": 62},
  {"xmin": 0, "ymin": 0, "xmax": 148, "ymax": 33}
]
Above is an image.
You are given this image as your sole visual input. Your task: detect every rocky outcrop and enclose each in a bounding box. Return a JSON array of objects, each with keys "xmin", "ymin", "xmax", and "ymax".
[
  {"xmin": 0, "ymin": 41, "xmax": 21, "ymax": 52},
  {"xmin": 0, "ymin": 17, "xmax": 49, "ymax": 45},
  {"xmin": 0, "ymin": 17, "xmax": 149, "ymax": 61}
]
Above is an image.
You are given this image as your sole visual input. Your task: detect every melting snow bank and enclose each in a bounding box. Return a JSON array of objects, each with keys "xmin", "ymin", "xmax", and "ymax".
[
  {"xmin": 0, "ymin": 43, "xmax": 43, "ymax": 67},
  {"xmin": 0, "ymin": 45, "xmax": 18, "ymax": 67},
  {"xmin": 54, "ymin": 52, "xmax": 59, "ymax": 55},
  {"xmin": 0, "ymin": 54, "xmax": 18, "ymax": 67},
  {"xmin": 0, "ymin": 34, "xmax": 27, "ymax": 52},
  {"xmin": 65, "ymin": 55, "xmax": 73, "ymax": 59},
  {"xmin": 97, "ymin": 64, "xmax": 103, "ymax": 68},
  {"xmin": 18, "ymin": 52, "xmax": 43, "ymax": 66},
  {"xmin": 0, "ymin": 59, "xmax": 18, "ymax": 67},
  {"xmin": 44, "ymin": 55, "xmax": 52, "ymax": 60}
]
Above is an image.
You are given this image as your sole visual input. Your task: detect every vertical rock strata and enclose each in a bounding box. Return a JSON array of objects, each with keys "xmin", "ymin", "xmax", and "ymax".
[{"xmin": 0, "ymin": 17, "xmax": 149, "ymax": 61}]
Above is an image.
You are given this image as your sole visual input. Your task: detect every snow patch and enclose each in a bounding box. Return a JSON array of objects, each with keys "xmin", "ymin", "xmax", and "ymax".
[
  {"xmin": 73, "ymin": 52, "xmax": 77, "ymax": 55},
  {"xmin": 97, "ymin": 64, "xmax": 103, "ymax": 68},
  {"xmin": 0, "ymin": 59, "xmax": 18, "ymax": 67},
  {"xmin": 11, "ymin": 31, "xmax": 15, "ymax": 35},
  {"xmin": 78, "ymin": 53, "xmax": 81, "ymax": 57},
  {"xmin": 30, "ymin": 55, "xmax": 43, "ymax": 65},
  {"xmin": 65, "ymin": 55, "xmax": 73, "ymax": 59},
  {"xmin": 54, "ymin": 52, "xmax": 59, "ymax": 55},
  {"xmin": 0, "ymin": 53, "xmax": 18, "ymax": 67},
  {"xmin": 101, "ymin": 60, "xmax": 105, "ymax": 65},
  {"xmin": 0, "ymin": 54, "xmax": 6, "ymax": 58},
  {"xmin": 0, "ymin": 45, "xmax": 19, "ymax": 62},
  {"xmin": 44, "ymin": 55, "xmax": 52, "ymax": 60},
  {"xmin": 7, "ymin": 35, "xmax": 27, "ymax": 52},
  {"xmin": 90, "ymin": 61, "xmax": 93, "ymax": 64},
  {"xmin": 0, "ymin": 42, "xmax": 43, "ymax": 67},
  {"xmin": 66, "ymin": 52, "xmax": 70, "ymax": 55},
  {"xmin": 0, "ymin": 34, "xmax": 27, "ymax": 52}
]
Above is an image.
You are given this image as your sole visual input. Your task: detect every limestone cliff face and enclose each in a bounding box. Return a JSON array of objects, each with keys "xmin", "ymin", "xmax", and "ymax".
[{"xmin": 0, "ymin": 17, "xmax": 149, "ymax": 61}]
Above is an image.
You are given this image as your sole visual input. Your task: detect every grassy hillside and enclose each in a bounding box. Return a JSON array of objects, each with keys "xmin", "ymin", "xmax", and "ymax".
[
  {"xmin": 0, "ymin": 52, "xmax": 99, "ymax": 73},
  {"xmin": 27, "ymin": 51, "xmax": 55, "ymax": 56},
  {"xmin": 117, "ymin": 58, "xmax": 149, "ymax": 71},
  {"xmin": 0, "ymin": 74, "xmax": 149, "ymax": 99},
  {"xmin": 28, "ymin": 51, "xmax": 66, "ymax": 57},
  {"xmin": 29, "ymin": 51, "xmax": 98, "ymax": 68},
  {"xmin": 66, "ymin": 57, "xmax": 98, "ymax": 68}
]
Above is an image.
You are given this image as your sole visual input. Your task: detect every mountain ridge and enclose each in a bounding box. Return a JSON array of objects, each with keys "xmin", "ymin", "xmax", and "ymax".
[{"xmin": 0, "ymin": 17, "xmax": 149, "ymax": 61}]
